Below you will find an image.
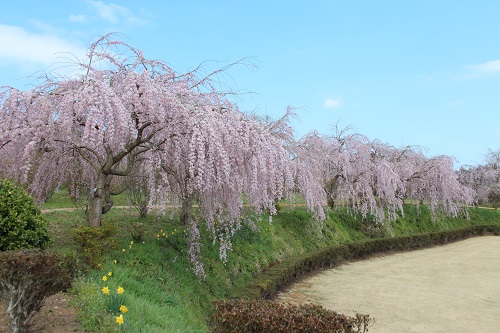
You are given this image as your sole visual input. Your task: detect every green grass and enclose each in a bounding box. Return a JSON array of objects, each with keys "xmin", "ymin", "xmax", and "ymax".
[
  {"xmin": 39, "ymin": 193, "xmax": 500, "ymax": 332},
  {"xmin": 42, "ymin": 188, "xmax": 131, "ymax": 210},
  {"xmin": 42, "ymin": 188, "xmax": 76, "ymax": 209},
  {"xmin": 59, "ymin": 209, "xmax": 212, "ymax": 332}
]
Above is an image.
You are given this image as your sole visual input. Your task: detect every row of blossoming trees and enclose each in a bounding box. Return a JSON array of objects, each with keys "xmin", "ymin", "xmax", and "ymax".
[
  {"xmin": 0, "ymin": 35, "xmax": 483, "ymax": 275},
  {"xmin": 296, "ymin": 129, "xmax": 475, "ymax": 223},
  {"xmin": 458, "ymin": 149, "xmax": 500, "ymax": 207}
]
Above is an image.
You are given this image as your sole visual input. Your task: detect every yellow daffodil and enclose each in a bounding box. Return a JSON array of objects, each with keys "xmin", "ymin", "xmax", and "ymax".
[
  {"xmin": 102, "ymin": 286, "xmax": 110, "ymax": 295},
  {"xmin": 117, "ymin": 286, "xmax": 124, "ymax": 294},
  {"xmin": 102, "ymin": 276, "xmax": 108, "ymax": 282},
  {"xmin": 122, "ymin": 248, "xmax": 126, "ymax": 252},
  {"xmin": 108, "ymin": 271, "xmax": 112, "ymax": 277},
  {"xmin": 120, "ymin": 305, "xmax": 128, "ymax": 313},
  {"xmin": 116, "ymin": 314, "xmax": 124, "ymax": 325},
  {"xmin": 130, "ymin": 241, "xmax": 134, "ymax": 245},
  {"xmin": 113, "ymin": 259, "xmax": 117, "ymax": 264},
  {"xmin": 129, "ymin": 244, "xmax": 132, "ymax": 249}
]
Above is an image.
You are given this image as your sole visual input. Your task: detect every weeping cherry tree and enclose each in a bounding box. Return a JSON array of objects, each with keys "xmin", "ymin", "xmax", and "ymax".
[{"xmin": 0, "ymin": 34, "xmax": 322, "ymax": 276}]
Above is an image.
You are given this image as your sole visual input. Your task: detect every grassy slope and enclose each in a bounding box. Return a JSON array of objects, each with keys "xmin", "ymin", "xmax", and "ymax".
[{"xmin": 42, "ymin": 191, "xmax": 500, "ymax": 332}]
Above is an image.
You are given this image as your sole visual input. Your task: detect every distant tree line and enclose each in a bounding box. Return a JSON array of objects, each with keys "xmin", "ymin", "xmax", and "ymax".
[{"xmin": 458, "ymin": 149, "xmax": 500, "ymax": 208}]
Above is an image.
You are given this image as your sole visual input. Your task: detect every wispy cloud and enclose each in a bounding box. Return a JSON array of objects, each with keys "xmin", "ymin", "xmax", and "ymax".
[
  {"xmin": 86, "ymin": 0, "xmax": 149, "ymax": 25},
  {"xmin": 464, "ymin": 59, "xmax": 500, "ymax": 75},
  {"xmin": 323, "ymin": 98, "xmax": 341, "ymax": 109},
  {"xmin": 68, "ymin": 14, "xmax": 88, "ymax": 23},
  {"xmin": 0, "ymin": 24, "xmax": 86, "ymax": 67}
]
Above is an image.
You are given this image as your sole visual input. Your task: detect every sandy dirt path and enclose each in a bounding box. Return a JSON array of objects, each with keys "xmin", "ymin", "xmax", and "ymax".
[{"xmin": 277, "ymin": 236, "xmax": 500, "ymax": 333}]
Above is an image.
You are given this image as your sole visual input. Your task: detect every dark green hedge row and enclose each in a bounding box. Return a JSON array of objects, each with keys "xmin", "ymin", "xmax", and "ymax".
[{"xmin": 236, "ymin": 224, "xmax": 500, "ymax": 300}]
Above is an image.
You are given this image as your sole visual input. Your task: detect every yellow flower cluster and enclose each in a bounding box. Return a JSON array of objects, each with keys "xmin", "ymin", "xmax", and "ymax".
[
  {"xmin": 100, "ymin": 251, "xmax": 131, "ymax": 326},
  {"xmin": 102, "ymin": 278, "xmax": 128, "ymax": 325},
  {"xmin": 156, "ymin": 227, "xmax": 186, "ymax": 240},
  {"xmin": 101, "ymin": 285, "xmax": 124, "ymax": 295},
  {"xmin": 115, "ymin": 304, "xmax": 128, "ymax": 324},
  {"xmin": 101, "ymin": 271, "xmax": 113, "ymax": 282}
]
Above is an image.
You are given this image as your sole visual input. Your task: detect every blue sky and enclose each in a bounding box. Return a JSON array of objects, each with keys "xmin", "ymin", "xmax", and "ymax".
[{"xmin": 1, "ymin": 1, "xmax": 499, "ymax": 167}]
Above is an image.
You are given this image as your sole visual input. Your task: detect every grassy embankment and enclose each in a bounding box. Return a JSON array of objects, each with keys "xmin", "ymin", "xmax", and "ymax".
[{"xmin": 42, "ymin": 190, "xmax": 500, "ymax": 332}]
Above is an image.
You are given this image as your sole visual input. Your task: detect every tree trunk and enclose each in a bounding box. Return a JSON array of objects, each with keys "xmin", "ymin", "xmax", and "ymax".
[
  {"xmin": 90, "ymin": 173, "xmax": 106, "ymax": 227},
  {"xmin": 180, "ymin": 195, "xmax": 192, "ymax": 225},
  {"xmin": 325, "ymin": 176, "xmax": 339, "ymax": 209},
  {"xmin": 102, "ymin": 175, "xmax": 114, "ymax": 215},
  {"xmin": 139, "ymin": 206, "xmax": 149, "ymax": 219},
  {"xmin": 7, "ymin": 291, "xmax": 32, "ymax": 333},
  {"xmin": 327, "ymin": 196, "xmax": 335, "ymax": 209},
  {"xmin": 7, "ymin": 296, "xmax": 22, "ymax": 333}
]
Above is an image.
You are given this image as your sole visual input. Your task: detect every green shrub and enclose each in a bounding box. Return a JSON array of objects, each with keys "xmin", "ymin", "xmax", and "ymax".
[
  {"xmin": 0, "ymin": 179, "xmax": 51, "ymax": 251},
  {"xmin": 0, "ymin": 249, "xmax": 76, "ymax": 333},
  {"xmin": 211, "ymin": 299, "xmax": 372, "ymax": 333},
  {"xmin": 128, "ymin": 221, "xmax": 146, "ymax": 243},
  {"xmin": 72, "ymin": 223, "xmax": 118, "ymax": 269}
]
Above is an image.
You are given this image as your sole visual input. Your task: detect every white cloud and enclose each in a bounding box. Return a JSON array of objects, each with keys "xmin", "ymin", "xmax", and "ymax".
[
  {"xmin": 0, "ymin": 24, "xmax": 86, "ymax": 67},
  {"xmin": 28, "ymin": 19, "xmax": 60, "ymax": 35},
  {"xmin": 86, "ymin": 0, "xmax": 148, "ymax": 25},
  {"xmin": 464, "ymin": 59, "xmax": 500, "ymax": 75},
  {"xmin": 68, "ymin": 14, "xmax": 88, "ymax": 23},
  {"xmin": 323, "ymin": 98, "xmax": 341, "ymax": 109}
]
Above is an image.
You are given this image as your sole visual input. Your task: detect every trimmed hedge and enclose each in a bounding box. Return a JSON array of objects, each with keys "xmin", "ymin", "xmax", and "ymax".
[
  {"xmin": 0, "ymin": 249, "xmax": 76, "ymax": 333},
  {"xmin": 236, "ymin": 224, "xmax": 500, "ymax": 300},
  {"xmin": 211, "ymin": 299, "xmax": 372, "ymax": 333}
]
